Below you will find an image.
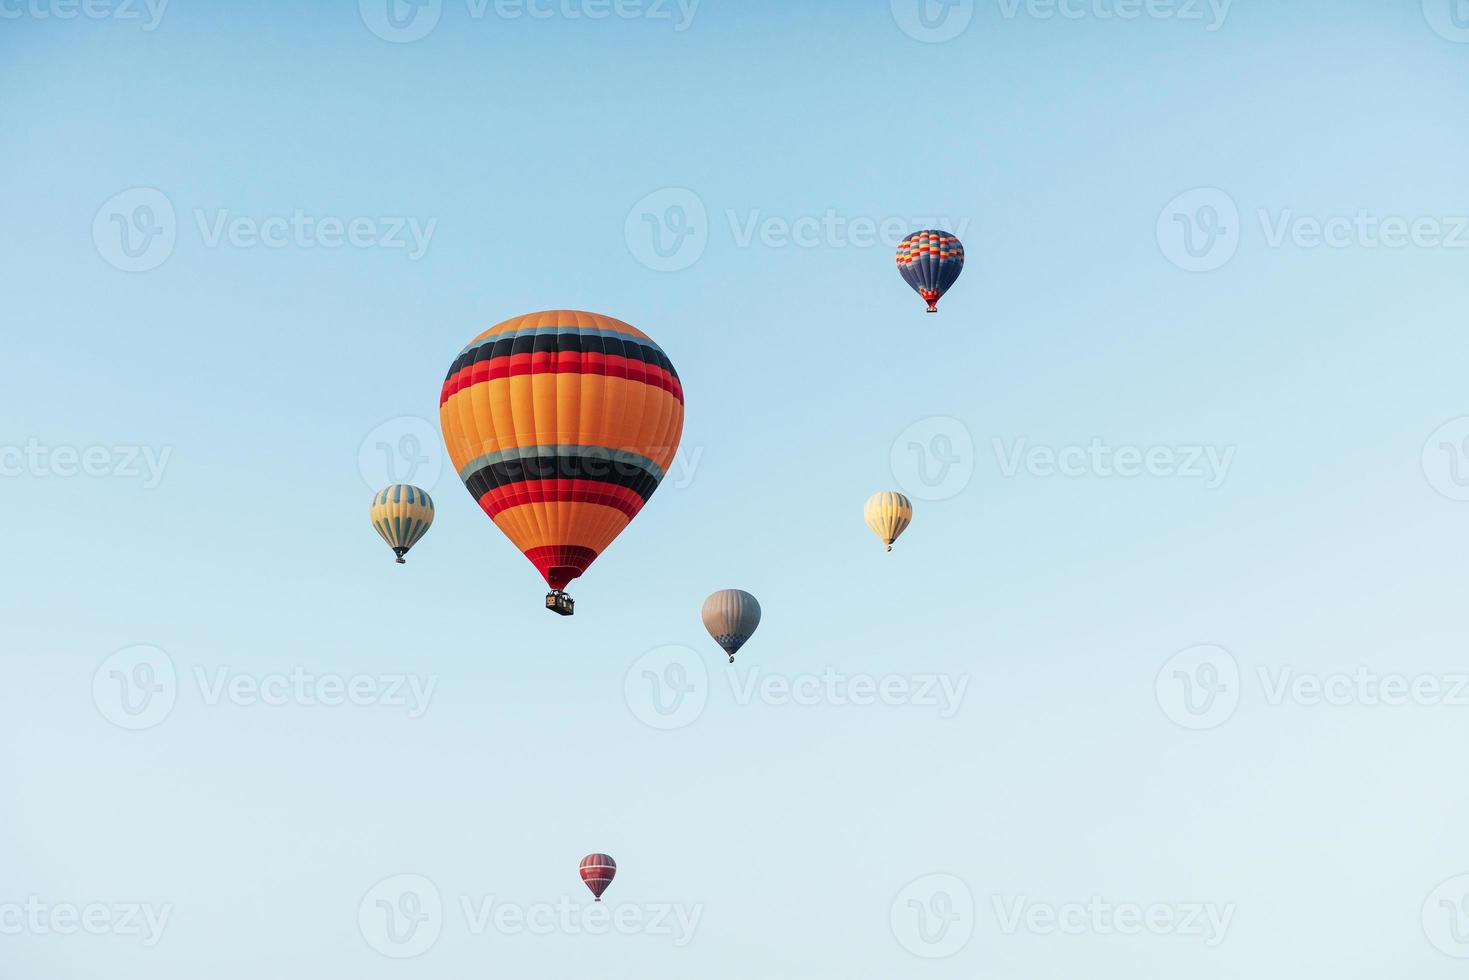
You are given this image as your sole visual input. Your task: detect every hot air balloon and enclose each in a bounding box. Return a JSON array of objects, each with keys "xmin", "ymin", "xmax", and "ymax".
[
  {"xmin": 369, "ymin": 485, "xmax": 435, "ymax": 564},
  {"xmin": 864, "ymin": 491, "xmax": 912, "ymax": 552},
  {"xmin": 896, "ymin": 229, "xmax": 964, "ymax": 313},
  {"xmin": 439, "ymin": 311, "xmax": 685, "ymax": 615},
  {"xmin": 580, "ymin": 853, "xmax": 616, "ymax": 902},
  {"xmin": 702, "ymin": 589, "xmax": 761, "ymax": 663}
]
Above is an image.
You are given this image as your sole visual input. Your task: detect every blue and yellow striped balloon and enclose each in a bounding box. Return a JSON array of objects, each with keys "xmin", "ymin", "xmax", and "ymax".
[{"xmin": 370, "ymin": 485, "xmax": 435, "ymax": 564}]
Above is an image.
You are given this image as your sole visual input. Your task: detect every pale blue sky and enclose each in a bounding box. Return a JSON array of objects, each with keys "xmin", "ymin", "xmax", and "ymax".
[{"xmin": 4, "ymin": 1, "xmax": 1469, "ymax": 977}]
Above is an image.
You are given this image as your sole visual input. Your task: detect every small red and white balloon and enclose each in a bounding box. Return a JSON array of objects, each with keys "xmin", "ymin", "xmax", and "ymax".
[{"xmin": 579, "ymin": 853, "xmax": 617, "ymax": 902}]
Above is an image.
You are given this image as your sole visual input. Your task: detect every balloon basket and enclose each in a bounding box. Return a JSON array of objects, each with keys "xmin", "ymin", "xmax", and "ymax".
[{"xmin": 545, "ymin": 591, "xmax": 575, "ymax": 617}]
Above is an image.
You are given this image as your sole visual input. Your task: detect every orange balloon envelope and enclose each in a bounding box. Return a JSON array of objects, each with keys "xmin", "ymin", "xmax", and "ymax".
[{"xmin": 440, "ymin": 311, "xmax": 684, "ymax": 608}]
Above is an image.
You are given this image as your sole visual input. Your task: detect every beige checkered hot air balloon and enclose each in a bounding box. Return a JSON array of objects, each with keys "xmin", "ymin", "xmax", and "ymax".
[{"xmin": 864, "ymin": 491, "xmax": 913, "ymax": 552}]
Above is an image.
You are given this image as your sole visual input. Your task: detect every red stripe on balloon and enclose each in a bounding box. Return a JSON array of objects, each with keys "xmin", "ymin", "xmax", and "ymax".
[
  {"xmin": 440, "ymin": 353, "xmax": 683, "ymax": 405},
  {"xmin": 478, "ymin": 481, "xmax": 645, "ymax": 521}
]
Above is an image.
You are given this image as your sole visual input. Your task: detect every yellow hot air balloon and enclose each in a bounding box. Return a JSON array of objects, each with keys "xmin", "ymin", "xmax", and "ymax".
[
  {"xmin": 864, "ymin": 491, "xmax": 912, "ymax": 552},
  {"xmin": 370, "ymin": 484, "xmax": 435, "ymax": 563},
  {"xmin": 439, "ymin": 310, "xmax": 684, "ymax": 614}
]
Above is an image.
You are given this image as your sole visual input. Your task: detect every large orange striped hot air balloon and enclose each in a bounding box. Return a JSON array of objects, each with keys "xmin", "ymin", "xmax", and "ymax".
[{"xmin": 439, "ymin": 311, "xmax": 684, "ymax": 615}]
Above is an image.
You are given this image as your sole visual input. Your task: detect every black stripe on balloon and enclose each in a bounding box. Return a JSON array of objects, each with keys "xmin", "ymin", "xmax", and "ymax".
[
  {"xmin": 445, "ymin": 331, "xmax": 680, "ymax": 383},
  {"xmin": 462, "ymin": 451, "xmax": 663, "ymax": 502}
]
